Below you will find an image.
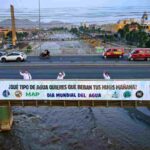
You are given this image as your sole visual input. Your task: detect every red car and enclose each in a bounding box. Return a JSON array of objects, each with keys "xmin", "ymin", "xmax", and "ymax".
[
  {"xmin": 103, "ymin": 48, "xmax": 124, "ymax": 59},
  {"xmin": 128, "ymin": 48, "xmax": 150, "ymax": 61}
]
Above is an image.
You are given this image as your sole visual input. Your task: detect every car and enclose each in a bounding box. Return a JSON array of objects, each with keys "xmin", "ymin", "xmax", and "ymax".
[
  {"xmin": 0, "ymin": 51, "xmax": 7, "ymax": 57},
  {"xmin": 128, "ymin": 48, "xmax": 150, "ymax": 61},
  {"xmin": 6, "ymin": 44, "xmax": 14, "ymax": 49},
  {"xmin": 103, "ymin": 47, "xmax": 124, "ymax": 59},
  {"xmin": 0, "ymin": 51, "xmax": 27, "ymax": 62}
]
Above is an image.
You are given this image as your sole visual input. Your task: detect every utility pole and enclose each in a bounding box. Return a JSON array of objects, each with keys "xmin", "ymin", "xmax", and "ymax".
[
  {"xmin": 38, "ymin": 0, "xmax": 41, "ymax": 55},
  {"xmin": 10, "ymin": 5, "xmax": 17, "ymax": 47}
]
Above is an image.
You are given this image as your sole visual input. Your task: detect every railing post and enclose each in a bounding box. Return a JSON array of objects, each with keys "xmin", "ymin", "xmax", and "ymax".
[
  {"xmin": 121, "ymin": 100, "xmax": 123, "ymax": 108},
  {"xmin": 135, "ymin": 101, "xmax": 138, "ymax": 108},
  {"xmin": 106, "ymin": 100, "xmax": 109, "ymax": 107}
]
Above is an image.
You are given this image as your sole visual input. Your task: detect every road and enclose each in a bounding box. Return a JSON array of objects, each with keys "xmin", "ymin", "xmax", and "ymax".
[
  {"xmin": 0, "ymin": 56, "xmax": 149, "ymax": 79},
  {"xmin": 0, "ymin": 56, "xmax": 150, "ymax": 150},
  {"xmin": 20, "ymin": 56, "xmax": 150, "ymax": 64},
  {"xmin": 0, "ymin": 56, "xmax": 150, "ymax": 66},
  {"xmin": 0, "ymin": 64, "xmax": 149, "ymax": 79}
]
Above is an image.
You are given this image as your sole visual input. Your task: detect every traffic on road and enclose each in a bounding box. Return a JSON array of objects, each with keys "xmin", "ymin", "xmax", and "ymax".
[{"xmin": 0, "ymin": 48, "xmax": 150, "ymax": 62}]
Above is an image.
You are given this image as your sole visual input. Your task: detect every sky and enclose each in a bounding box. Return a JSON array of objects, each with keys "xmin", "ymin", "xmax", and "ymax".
[{"xmin": 1, "ymin": 0, "xmax": 150, "ymax": 9}]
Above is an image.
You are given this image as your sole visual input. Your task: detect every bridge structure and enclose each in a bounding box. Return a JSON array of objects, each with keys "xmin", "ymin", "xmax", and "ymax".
[{"xmin": 0, "ymin": 79, "xmax": 150, "ymax": 131}]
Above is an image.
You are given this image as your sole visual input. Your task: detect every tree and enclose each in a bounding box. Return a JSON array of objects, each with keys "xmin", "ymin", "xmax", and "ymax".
[
  {"xmin": 138, "ymin": 31, "xmax": 149, "ymax": 47},
  {"xmin": 70, "ymin": 28, "xmax": 78, "ymax": 34},
  {"xmin": 26, "ymin": 45, "xmax": 32, "ymax": 53},
  {"xmin": 27, "ymin": 45, "xmax": 32, "ymax": 50},
  {"xmin": 145, "ymin": 39, "xmax": 150, "ymax": 48},
  {"xmin": 6, "ymin": 31, "xmax": 13, "ymax": 39},
  {"xmin": 17, "ymin": 32, "xmax": 28, "ymax": 40}
]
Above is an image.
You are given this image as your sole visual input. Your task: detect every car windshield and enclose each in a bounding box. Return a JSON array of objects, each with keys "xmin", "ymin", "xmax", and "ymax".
[
  {"xmin": 130, "ymin": 50, "xmax": 136, "ymax": 54},
  {"xmin": 106, "ymin": 49, "xmax": 111, "ymax": 52}
]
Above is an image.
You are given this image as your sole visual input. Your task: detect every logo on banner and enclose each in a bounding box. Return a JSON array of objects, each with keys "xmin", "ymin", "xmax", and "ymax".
[
  {"xmin": 136, "ymin": 91, "xmax": 144, "ymax": 98},
  {"xmin": 123, "ymin": 91, "xmax": 132, "ymax": 98},
  {"xmin": 15, "ymin": 90, "xmax": 22, "ymax": 98},
  {"xmin": 26, "ymin": 92, "xmax": 40, "ymax": 97},
  {"xmin": 112, "ymin": 91, "xmax": 119, "ymax": 98},
  {"xmin": 3, "ymin": 90, "xmax": 10, "ymax": 97}
]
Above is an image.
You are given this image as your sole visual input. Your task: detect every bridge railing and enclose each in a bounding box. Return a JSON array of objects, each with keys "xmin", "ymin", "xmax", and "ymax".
[{"xmin": 0, "ymin": 100, "xmax": 150, "ymax": 107}]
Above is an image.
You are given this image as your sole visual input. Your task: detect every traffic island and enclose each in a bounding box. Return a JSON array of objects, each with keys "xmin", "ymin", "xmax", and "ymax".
[{"xmin": 0, "ymin": 106, "xmax": 13, "ymax": 131}]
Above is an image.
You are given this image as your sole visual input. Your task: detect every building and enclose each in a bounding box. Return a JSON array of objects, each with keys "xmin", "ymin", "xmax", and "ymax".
[
  {"xmin": 116, "ymin": 18, "xmax": 138, "ymax": 31},
  {"xmin": 81, "ymin": 22, "xmax": 89, "ymax": 28},
  {"xmin": 0, "ymin": 27, "xmax": 11, "ymax": 38}
]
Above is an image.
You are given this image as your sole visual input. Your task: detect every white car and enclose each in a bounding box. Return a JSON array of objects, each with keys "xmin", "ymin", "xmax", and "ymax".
[
  {"xmin": 0, "ymin": 51, "xmax": 6, "ymax": 57},
  {"xmin": 0, "ymin": 52, "xmax": 27, "ymax": 62}
]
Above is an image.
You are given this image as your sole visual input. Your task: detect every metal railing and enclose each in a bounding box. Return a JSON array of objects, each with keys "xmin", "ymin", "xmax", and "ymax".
[{"xmin": 0, "ymin": 100, "xmax": 150, "ymax": 108}]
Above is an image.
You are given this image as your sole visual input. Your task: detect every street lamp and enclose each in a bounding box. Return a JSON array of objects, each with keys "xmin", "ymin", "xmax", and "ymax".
[{"xmin": 38, "ymin": 0, "xmax": 41, "ymax": 55}]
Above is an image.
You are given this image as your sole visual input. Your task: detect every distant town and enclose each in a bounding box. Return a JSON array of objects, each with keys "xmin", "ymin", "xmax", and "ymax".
[{"xmin": 0, "ymin": 5, "xmax": 150, "ymax": 56}]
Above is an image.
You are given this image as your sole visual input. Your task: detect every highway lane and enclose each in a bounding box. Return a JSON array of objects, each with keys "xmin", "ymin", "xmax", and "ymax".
[
  {"xmin": 0, "ymin": 65, "xmax": 150, "ymax": 79},
  {"xmin": 24, "ymin": 56, "xmax": 150, "ymax": 64},
  {"xmin": 0, "ymin": 56, "xmax": 150, "ymax": 67},
  {"xmin": 27, "ymin": 55, "xmax": 128, "ymax": 62}
]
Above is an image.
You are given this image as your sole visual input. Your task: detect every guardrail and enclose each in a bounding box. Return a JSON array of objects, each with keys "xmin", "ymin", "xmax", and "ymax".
[{"xmin": 0, "ymin": 100, "xmax": 150, "ymax": 107}]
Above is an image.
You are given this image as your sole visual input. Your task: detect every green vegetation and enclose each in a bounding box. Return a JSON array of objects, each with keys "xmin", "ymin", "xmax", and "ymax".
[
  {"xmin": 70, "ymin": 25, "xmax": 116, "ymax": 43},
  {"xmin": 118, "ymin": 23, "xmax": 150, "ymax": 47},
  {"xmin": 26, "ymin": 45, "xmax": 32, "ymax": 53},
  {"xmin": 6, "ymin": 31, "xmax": 29, "ymax": 41},
  {"xmin": 70, "ymin": 23, "xmax": 150, "ymax": 48},
  {"xmin": 70, "ymin": 25, "xmax": 101, "ymax": 35},
  {"xmin": 70, "ymin": 27, "xmax": 78, "ymax": 34},
  {"xmin": 17, "ymin": 32, "xmax": 28, "ymax": 40},
  {"xmin": 51, "ymin": 27, "xmax": 68, "ymax": 31}
]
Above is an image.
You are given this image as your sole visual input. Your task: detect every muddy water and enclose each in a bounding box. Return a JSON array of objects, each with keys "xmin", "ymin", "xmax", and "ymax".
[{"xmin": 0, "ymin": 107, "xmax": 150, "ymax": 150}]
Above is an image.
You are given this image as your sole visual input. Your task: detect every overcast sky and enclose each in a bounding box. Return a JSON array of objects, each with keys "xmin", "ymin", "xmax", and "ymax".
[{"xmin": 1, "ymin": 0, "xmax": 150, "ymax": 9}]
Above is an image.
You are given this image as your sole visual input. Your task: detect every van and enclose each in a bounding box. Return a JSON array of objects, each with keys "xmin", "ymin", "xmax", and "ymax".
[
  {"xmin": 103, "ymin": 48, "xmax": 124, "ymax": 59},
  {"xmin": 128, "ymin": 48, "xmax": 150, "ymax": 61}
]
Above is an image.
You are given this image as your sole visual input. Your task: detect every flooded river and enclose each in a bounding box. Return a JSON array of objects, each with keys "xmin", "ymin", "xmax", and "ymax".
[{"xmin": 0, "ymin": 107, "xmax": 150, "ymax": 150}]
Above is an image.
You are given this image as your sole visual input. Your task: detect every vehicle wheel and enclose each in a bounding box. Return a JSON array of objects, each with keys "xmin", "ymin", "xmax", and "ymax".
[
  {"xmin": 1, "ymin": 58, "xmax": 6, "ymax": 62},
  {"xmin": 130, "ymin": 58, "xmax": 134, "ymax": 61},
  {"xmin": 119, "ymin": 55, "xmax": 123, "ymax": 58},
  {"xmin": 16, "ymin": 57, "xmax": 21, "ymax": 62},
  {"xmin": 147, "ymin": 58, "xmax": 150, "ymax": 61},
  {"xmin": 104, "ymin": 55, "xmax": 107, "ymax": 59}
]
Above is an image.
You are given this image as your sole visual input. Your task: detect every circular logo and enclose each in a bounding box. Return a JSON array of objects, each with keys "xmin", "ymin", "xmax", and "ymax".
[
  {"xmin": 112, "ymin": 91, "xmax": 119, "ymax": 98},
  {"xmin": 136, "ymin": 91, "xmax": 144, "ymax": 98},
  {"xmin": 123, "ymin": 91, "xmax": 132, "ymax": 98},
  {"xmin": 15, "ymin": 90, "xmax": 22, "ymax": 98},
  {"xmin": 3, "ymin": 90, "xmax": 10, "ymax": 97}
]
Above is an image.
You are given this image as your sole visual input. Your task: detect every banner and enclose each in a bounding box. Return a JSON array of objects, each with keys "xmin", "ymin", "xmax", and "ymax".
[{"xmin": 0, "ymin": 80, "xmax": 150, "ymax": 100}]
